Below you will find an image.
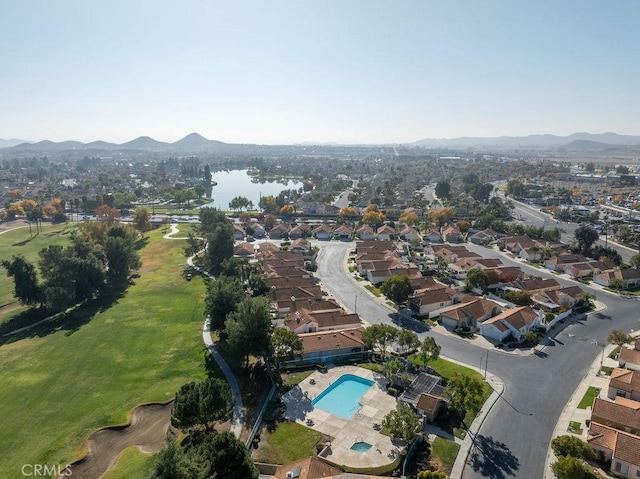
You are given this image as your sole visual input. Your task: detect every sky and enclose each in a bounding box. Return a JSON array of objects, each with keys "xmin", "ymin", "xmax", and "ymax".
[{"xmin": 1, "ymin": 0, "xmax": 639, "ymax": 144}]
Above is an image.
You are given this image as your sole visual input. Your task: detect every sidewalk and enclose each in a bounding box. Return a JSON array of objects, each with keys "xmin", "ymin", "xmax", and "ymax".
[{"xmin": 543, "ymin": 331, "xmax": 640, "ymax": 478}]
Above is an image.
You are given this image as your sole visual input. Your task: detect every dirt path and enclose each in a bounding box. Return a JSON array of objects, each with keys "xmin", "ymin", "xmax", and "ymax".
[{"xmin": 65, "ymin": 401, "xmax": 174, "ymax": 479}]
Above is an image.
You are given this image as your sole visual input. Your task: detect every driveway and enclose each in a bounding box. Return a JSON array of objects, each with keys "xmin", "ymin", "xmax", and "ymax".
[{"xmin": 314, "ymin": 241, "xmax": 640, "ymax": 479}]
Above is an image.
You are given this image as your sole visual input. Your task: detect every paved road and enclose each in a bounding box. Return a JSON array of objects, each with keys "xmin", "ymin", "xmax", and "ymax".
[{"xmin": 314, "ymin": 241, "xmax": 640, "ymax": 479}]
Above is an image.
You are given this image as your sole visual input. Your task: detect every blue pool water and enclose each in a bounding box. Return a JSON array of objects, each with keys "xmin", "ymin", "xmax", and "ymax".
[
  {"xmin": 350, "ymin": 441, "xmax": 373, "ymax": 452},
  {"xmin": 311, "ymin": 374, "xmax": 374, "ymax": 419}
]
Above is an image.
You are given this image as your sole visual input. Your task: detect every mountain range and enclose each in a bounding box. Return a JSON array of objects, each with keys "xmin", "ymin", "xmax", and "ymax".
[{"xmin": 1, "ymin": 132, "xmax": 640, "ymax": 155}]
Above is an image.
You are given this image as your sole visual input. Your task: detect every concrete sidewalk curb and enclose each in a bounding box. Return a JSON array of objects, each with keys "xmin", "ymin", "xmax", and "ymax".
[{"xmin": 446, "ymin": 357, "xmax": 505, "ymax": 479}]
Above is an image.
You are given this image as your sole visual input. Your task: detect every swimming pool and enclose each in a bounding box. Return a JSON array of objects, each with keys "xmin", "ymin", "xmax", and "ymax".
[{"xmin": 311, "ymin": 374, "xmax": 374, "ymax": 419}]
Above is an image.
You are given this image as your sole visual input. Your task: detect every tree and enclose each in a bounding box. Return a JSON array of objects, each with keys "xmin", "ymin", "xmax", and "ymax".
[
  {"xmin": 465, "ymin": 269, "xmax": 490, "ymax": 291},
  {"xmin": 270, "ymin": 327, "xmax": 303, "ymax": 373},
  {"xmin": 259, "ymin": 195, "xmax": 277, "ymax": 214},
  {"xmin": 279, "ymin": 204, "xmax": 294, "ymax": 216},
  {"xmin": 362, "ymin": 324, "xmax": 399, "ymax": 359},
  {"xmin": 418, "ymin": 337, "xmax": 440, "ymax": 368},
  {"xmin": 205, "ymin": 276, "xmax": 244, "ymax": 332},
  {"xmin": 362, "ymin": 210, "xmax": 386, "ymax": 228},
  {"xmin": 574, "ymin": 225, "xmax": 599, "ymax": 255},
  {"xmin": 132, "ymin": 207, "xmax": 152, "ymax": 236},
  {"xmin": 523, "ymin": 331, "xmax": 538, "ymax": 344},
  {"xmin": 1, "ymin": 255, "xmax": 42, "ymax": 306},
  {"xmin": 397, "ymin": 328, "xmax": 420, "ymax": 354},
  {"xmin": 551, "ymin": 455, "xmax": 586, "ymax": 479},
  {"xmin": 503, "ymin": 290, "xmax": 532, "ymax": 306},
  {"xmin": 380, "ymin": 275, "xmax": 413, "ymax": 304},
  {"xmin": 630, "ymin": 254, "xmax": 640, "ymax": 270},
  {"xmin": 428, "ymin": 207, "xmax": 455, "ymax": 228},
  {"xmin": 550, "ymin": 435, "xmax": 595, "ymax": 461},
  {"xmin": 225, "ymin": 297, "xmax": 272, "ymax": 367},
  {"xmin": 205, "ymin": 222, "xmax": 234, "ymax": 276},
  {"xmin": 183, "ymin": 232, "xmax": 204, "ymax": 258},
  {"xmin": 399, "ymin": 211, "xmax": 419, "ymax": 226},
  {"xmin": 417, "ymin": 472, "xmax": 449, "ymax": 479},
  {"xmin": 381, "ymin": 403, "xmax": 421, "ymax": 444},
  {"xmin": 608, "ymin": 329, "xmax": 634, "ymax": 348},
  {"xmin": 104, "ymin": 225, "xmax": 141, "ymax": 289},
  {"xmin": 199, "ymin": 207, "xmax": 228, "ymax": 235},
  {"xmin": 188, "ymin": 431, "xmax": 258, "ymax": 479},
  {"xmin": 171, "ymin": 378, "xmax": 233, "ymax": 432},
  {"xmin": 95, "ymin": 204, "xmax": 120, "ymax": 226},
  {"xmin": 339, "ymin": 206, "xmax": 358, "ymax": 218},
  {"xmin": 443, "ymin": 373, "xmax": 485, "ymax": 422},
  {"xmin": 608, "ymin": 277, "xmax": 627, "ymax": 291},
  {"xmin": 384, "ymin": 357, "xmax": 404, "ymax": 384},
  {"xmin": 435, "ymin": 181, "xmax": 451, "ymax": 199},
  {"xmin": 151, "ymin": 435, "xmax": 187, "ymax": 479}
]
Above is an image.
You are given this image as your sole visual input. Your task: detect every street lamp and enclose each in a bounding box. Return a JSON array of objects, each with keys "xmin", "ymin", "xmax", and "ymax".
[{"xmin": 354, "ymin": 293, "xmax": 362, "ymax": 314}]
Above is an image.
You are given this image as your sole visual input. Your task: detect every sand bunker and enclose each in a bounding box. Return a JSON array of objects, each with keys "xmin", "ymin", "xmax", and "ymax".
[{"xmin": 66, "ymin": 401, "xmax": 174, "ymax": 479}]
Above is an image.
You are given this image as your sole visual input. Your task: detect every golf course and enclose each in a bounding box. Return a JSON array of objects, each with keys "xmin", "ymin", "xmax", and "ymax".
[{"xmin": 0, "ymin": 223, "xmax": 207, "ymax": 477}]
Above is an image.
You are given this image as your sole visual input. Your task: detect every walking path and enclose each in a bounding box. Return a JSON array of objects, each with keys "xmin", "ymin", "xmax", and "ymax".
[{"xmin": 166, "ymin": 223, "xmax": 243, "ymax": 439}]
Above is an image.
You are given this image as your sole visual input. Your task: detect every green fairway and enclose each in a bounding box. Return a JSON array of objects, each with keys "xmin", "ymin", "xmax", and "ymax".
[
  {"xmin": 0, "ymin": 228, "xmax": 208, "ymax": 478},
  {"xmin": 0, "ymin": 222, "xmax": 76, "ymax": 308}
]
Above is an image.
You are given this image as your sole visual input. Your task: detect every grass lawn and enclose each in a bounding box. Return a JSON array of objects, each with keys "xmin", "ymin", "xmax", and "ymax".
[
  {"xmin": 0, "ymin": 222, "xmax": 77, "ymax": 309},
  {"xmin": 254, "ymin": 421, "xmax": 322, "ymax": 464},
  {"xmin": 578, "ymin": 386, "xmax": 600, "ymax": 409},
  {"xmin": 282, "ymin": 369, "xmax": 314, "ymax": 388},
  {"xmin": 0, "ymin": 228, "xmax": 208, "ymax": 478},
  {"xmin": 101, "ymin": 446, "xmax": 157, "ymax": 479},
  {"xmin": 431, "ymin": 437, "xmax": 460, "ymax": 475},
  {"xmin": 357, "ymin": 362, "xmax": 384, "ymax": 373},
  {"xmin": 364, "ymin": 284, "xmax": 381, "ymax": 297}
]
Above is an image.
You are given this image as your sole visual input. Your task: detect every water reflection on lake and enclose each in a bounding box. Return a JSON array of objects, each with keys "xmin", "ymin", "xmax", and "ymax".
[{"xmin": 200, "ymin": 169, "xmax": 302, "ymax": 210}]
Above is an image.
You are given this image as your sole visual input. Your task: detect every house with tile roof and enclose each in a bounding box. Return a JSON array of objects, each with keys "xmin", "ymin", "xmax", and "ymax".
[
  {"xmin": 376, "ymin": 224, "xmax": 396, "ymax": 241},
  {"xmin": 544, "ymin": 253, "xmax": 589, "ymax": 272},
  {"xmin": 498, "ymin": 235, "xmax": 536, "ymax": 254},
  {"xmin": 268, "ymin": 222, "xmax": 290, "ymax": 240},
  {"xmin": 429, "ymin": 245, "xmax": 481, "ymax": 264},
  {"xmin": 295, "ymin": 327, "xmax": 366, "ymax": 364},
  {"xmin": 355, "ymin": 224, "xmax": 376, "ymax": 240},
  {"xmin": 591, "ymin": 396, "xmax": 640, "ymax": 435},
  {"xmin": 311, "ymin": 223, "xmax": 333, "ymax": 241},
  {"xmin": 479, "ymin": 306, "xmax": 543, "ymax": 342},
  {"xmin": 290, "ymin": 238, "xmax": 311, "ymax": 254},
  {"xmin": 332, "ymin": 224, "xmax": 354, "ymax": 241},
  {"xmin": 608, "ymin": 368, "xmax": 640, "ymax": 402},
  {"xmin": 442, "ymin": 224, "xmax": 462, "ymax": 243},
  {"xmin": 399, "ymin": 225, "xmax": 421, "ymax": 242},
  {"xmin": 289, "ymin": 223, "xmax": 311, "ymax": 240},
  {"xmin": 587, "ymin": 422, "xmax": 640, "ymax": 476},
  {"xmin": 233, "ymin": 241, "xmax": 255, "ymax": 257},
  {"xmin": 530, "ymin": 285, "xmax": 585, "ymax": 313},
  {"xmin": 511, "ymin": 277, "xmax": 561, "ymax": 294},
  {"xmin": 439, "ymin": 297, "xmax": 504, "ymax": 331},
  {"xmin": 422, "ymin": 227, "xmax": 442, "ymax": 244},
  {"xmin": 408, "ymin": 285, "xmax": 465, "ymax": 317},
  {"xmin": 283, "ymin": 307, "xmax": 361, "ymax": 334},
  {"xmin": 233, "ymin": 223, "xmax": 245, "ymax": 241},
  {"xmin": 594, "ymin": 268, "xmax": 640, "ymax": 289},
  {"xmin": 468, "ymin": 228, "xmax": 497, "ymax": 245},
  {"xmin": 250, "ymin": 222, "xmax": 266, "ymax": 238},
  {"xmin": 619, "ymin": 339, "xmax": 640, "ymax": 372}
]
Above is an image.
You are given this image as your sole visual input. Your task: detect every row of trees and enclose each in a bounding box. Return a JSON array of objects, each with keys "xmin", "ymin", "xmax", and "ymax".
[{"xmin": 2, "ymin": 224, "xmax": 141, "ymax": 312}]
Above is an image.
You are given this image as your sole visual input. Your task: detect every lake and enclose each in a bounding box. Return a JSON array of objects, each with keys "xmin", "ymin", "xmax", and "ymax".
[{"xmin": 201, "ymin": 169, "xmax": 303, "ymax": 210}]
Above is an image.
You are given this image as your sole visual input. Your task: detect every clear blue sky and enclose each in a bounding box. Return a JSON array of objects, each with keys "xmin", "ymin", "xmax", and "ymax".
[{"xmin": 1, "ymin": 0, "xmax": 639, "ymax": 144}]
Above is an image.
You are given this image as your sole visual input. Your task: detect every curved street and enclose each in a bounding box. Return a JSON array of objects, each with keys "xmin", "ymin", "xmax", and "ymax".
[{"xmin": 314, "ymin": 241, "xmax": 640, "ymax": 479}]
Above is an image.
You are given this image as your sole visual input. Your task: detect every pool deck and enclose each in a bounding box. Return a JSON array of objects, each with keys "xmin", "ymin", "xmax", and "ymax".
[{"xmin": 281, "ymin": 365, "xmax": 402, "ymax": 468}]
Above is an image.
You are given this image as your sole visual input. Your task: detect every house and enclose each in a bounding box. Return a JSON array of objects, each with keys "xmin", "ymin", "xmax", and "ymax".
[
  {"xmin": 356, "ymin": 225, "xmax": 376, "ymax": 241},
  {"xmin": 587, "ymin": 422, "xmax": 640, "ymax": 477},
  {"xmin": 619, "ymin": 339, "xmax": 640, "ymax": 372},
  {"xmin": 544, "ymin": 253, "xmax": 589, "ymax": 272},
  {"xmin": 398, "ymin": 372, "xmax": 447, "ymax": 423},
  {"xmin": 332, "ymin": 224, "xmax": 354, "ymax": 241},
  {"xmin": 265, "ymin": 457, "xmax": 342, "ymax": 479},
  {"xmin": 469, "ymin": 228, "xmax": 497, "ymax": 245},
  {"xmin": 270, "ymin": 285, "xmax": 323, "ymax": 314},
  {"xmin": 289, "ymin": 223, "xmax": 311, "ymax": 240},
  {"xmin": 399, "ymin": 226, "xmax": 421, "ymax": 242},
  {"xmin": 268, "ymin": 223, "xmax": 290, "ymax": 240},
  {"xmin": 295, "ymin": 328, "xmax": 366, "ymax": 364},
  {"xmin": 439, "ymin": 297, "xmax": 503, "ymax": 331},
  {"xmin": 591, "ymin": 397, "xmax": 640, "ymax": 435},
  {"xmin": 531, "ymin": 285, "xmax": 584, "ymax": 312},
  {"xmin": 283, "ymin": 307, "xmax": 361, "ymax": 334},
  {"xmin": 233, "ymin": 242, "xmax": 255, "ymax": 257},
  {"xmin": 250, "ymin": 222, "xmax": 266, "ymax": 238},
  {"xmin": 608, "ymin": 368, "xmax": 640, "ymax": 401},
  {"xmin": 233, "ymin": 223, "xmax": 245, "ymax": 241},
  {"xmin": 485, "ymin": 266, "xmax": 524, "ymax": 284},
  {"xmin": 442, "ymin": 225, "xmax": 462, "ymax": 243},
  {"xmin": 408, "ymin": 285, "xmax": 464, "ymax": 317},
  {"xmin": 289, "ymin": 238, "xmax": 311, "ymax": 254},
  {"xmin": 423, "ymin": 228, "xmax": 442, "ymax": 244},
  {"xmin": 479, "ymin": 306, "xmax": 543, "ymax": 342},
  {"xmin": 312, "ymin": 223, "xmax": 333, "ymax": 241},
  {"xmin": 430, "ymin": 245, "xmax": 480, "ymax": 264},
  {"xmin": 366, "ymin": 263, "xmax": 421, "ymax": 286},
  {"xmin": 498, "ymin": 235, "xmax": 536, "ymax": 254},
  {"xmin": 512, "ymin": 278, "xmax": 561, "ymax": 294},
  {"xmin": 450, "ymin": 257, "xmax": 503, "ymax": 278},
  {"xmin": 376, "ymin": 225, "xmax": 395, "ymax": 241},
  {"xmin": 594, "ymin": 268, "xmax": 640, "ymax": 288}
]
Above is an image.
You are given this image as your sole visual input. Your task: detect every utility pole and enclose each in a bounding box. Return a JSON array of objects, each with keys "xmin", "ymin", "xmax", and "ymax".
[{"xmin": 484, "ymin": 350, "xmax": 489, "ymax": 381}]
